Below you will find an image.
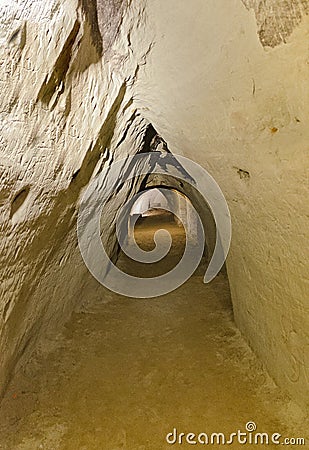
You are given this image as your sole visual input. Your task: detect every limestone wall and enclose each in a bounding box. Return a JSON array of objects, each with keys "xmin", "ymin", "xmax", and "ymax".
[
  {"xmin": 133, "ymin": 0, "xmax": 309, "ymax": 409},
  {"xmin": 0, "ymin": 0, "xmax": 150, "ymax": 396},
  {"xmin": 0, "ymin": 0, "xmax": 308, "ymax": 412}
]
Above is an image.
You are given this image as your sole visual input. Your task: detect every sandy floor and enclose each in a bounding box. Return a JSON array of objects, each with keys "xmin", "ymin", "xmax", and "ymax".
[{"xmin": 0, "ymin": 216, "xmax": 307, "ymax": 449}]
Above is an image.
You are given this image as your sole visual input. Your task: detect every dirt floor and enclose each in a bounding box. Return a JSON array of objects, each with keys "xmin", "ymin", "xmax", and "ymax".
[{"xmin": 0, "ymin": 215, "xmax": 307, "ymax": 449}]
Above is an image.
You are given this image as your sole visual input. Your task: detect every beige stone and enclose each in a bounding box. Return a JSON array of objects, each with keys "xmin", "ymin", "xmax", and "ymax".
[{"xmin": 0, "ymin": 0, "xmax": 308, "ymax": 420}]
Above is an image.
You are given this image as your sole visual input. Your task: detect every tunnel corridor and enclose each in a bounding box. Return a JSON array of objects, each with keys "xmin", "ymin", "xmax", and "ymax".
[
  {"xmin": 0, "ymin": 213, "xmax": 306, "ymax": 448},
  {"xmin": 0, "ymin": 0, "xmax": 308, "ymax": 448}
]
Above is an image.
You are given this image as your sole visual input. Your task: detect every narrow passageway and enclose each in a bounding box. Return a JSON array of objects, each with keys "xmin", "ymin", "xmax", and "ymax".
[
  {"xmin": 1, "ymin": 1, "xmax": 308, "ymax": 448},
  {"xmin": 0, "ymin": 214, "xmax": 304, "ymax": 449}
]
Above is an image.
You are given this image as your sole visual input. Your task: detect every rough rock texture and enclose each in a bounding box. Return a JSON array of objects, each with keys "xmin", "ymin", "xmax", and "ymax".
[
  {"xmin": 241, "ymin": 0, "xmax": 309, "ymax": 47},
  {"xmin": 0, "ymin": 0, "xmax": 308, "ymax": 416},
  {"xmin": 133, "ymin": 0, "xmax": 309, "ymax": 410},
  {"xmin": 96, "ymin": 0, "xmax": 126, "ymax": 55},
  {"xmin": 0, "ymin": 0, "xmax": 151, "ymax": 397}
]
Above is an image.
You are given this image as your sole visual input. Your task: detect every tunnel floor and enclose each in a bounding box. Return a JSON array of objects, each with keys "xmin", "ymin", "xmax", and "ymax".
[{"xmin": 0, "ymin": 216, "xmax": 305, "ymax": 449}]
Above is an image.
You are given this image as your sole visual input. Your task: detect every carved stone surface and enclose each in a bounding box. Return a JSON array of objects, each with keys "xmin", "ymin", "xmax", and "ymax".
[
  {"xmin": 241, "ymin": 0, "xmax": 309, "ymax": 47},
  {"xmin": 0, "ymin": 0, "xmax": 308, "ymax": 415}
]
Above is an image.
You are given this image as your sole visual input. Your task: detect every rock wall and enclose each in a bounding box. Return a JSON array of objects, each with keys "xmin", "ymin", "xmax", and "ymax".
[
  {"xmin": 133, "ymin": 0, "xmax": 309, "ymax": 409},
  {"xmin": 0, "ymin": 0, "xmax": 308, "ymax": 413},
  {"xmin": 0, "ymin": 0, "xmax": 152, "ymax": 396},
  {"xmin": 241, "ymin": 0, "xmax": 309, "ymax": 47}
]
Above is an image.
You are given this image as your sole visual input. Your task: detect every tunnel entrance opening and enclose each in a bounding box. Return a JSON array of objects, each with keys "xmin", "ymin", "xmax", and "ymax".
[
  {"xmin": 117, "ymin": 187, "xmax": 189, "ymax": 278},
  {"xmin": 114, "ymin": 185, "xmax": 212, "ymax": 281},
  {"xmin": 127, "ymin": 186, "xmax": 199, "ymax": 242},
  {"xmin": 128, "ymin": 187, "xmax": 177, "ymax": 237}
]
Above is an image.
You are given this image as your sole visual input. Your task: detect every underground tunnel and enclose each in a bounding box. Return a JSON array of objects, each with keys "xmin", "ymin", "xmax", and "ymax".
[{"xmin": 0, "ymin": 0, "xmax": 308, "ymax": 448}]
